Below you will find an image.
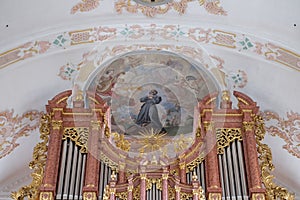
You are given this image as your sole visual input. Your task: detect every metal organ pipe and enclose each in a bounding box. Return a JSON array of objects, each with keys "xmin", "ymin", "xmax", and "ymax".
[
  {"xmin": 56, "ymin": 139, "xmax": 86, "ymax": 200},
  {"xmin": 218, "ymin": 140, "xmax": 249, "ymax": 200}
]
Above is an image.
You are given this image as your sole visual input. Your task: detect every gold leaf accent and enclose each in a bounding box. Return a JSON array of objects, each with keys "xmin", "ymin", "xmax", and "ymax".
[
  {"xmin": 133, "ymin": 185, "xmax": 140, "ymax": 200},
  {"xmin": 180, "ymin": 192, "xmax": 193, "ymax": 200},
  {"xmin": 168, "ymin": 185, "xmax": 176, "ymax": 200},
  {"xmin": 254, "ymin": 115, "xmax": 295, "ymax": 200},
  {"xmin": 39, "ymin": 192, "xmax": 53, "ymax": 200},
  {"xmin": 193, "ymin": 186, "xmax": 205, "ymax": 200},
  {"xmin": 11, "ymin": 114, "xmax": 51, "ymax": 200},
  {"xmin": 63, "ymin": 127, "xmax": 89, "ymax": 153},
  {"xmin": 83, "ymin": 192, "xmax": 97, "ymax": 200},
  {"xmin": 216, "ymin": 128, "xmax": 242, "ymax": 154},
  {"xmin": 113, "ymin": 132, "xmax": 131, "ymax": 151},
  {"xmin": 243, "ymin": 121, "xmax": 254, "ymax": 131},
  {"xmin": 116, "ymin": 191, "xmax": 128, "ymax": 200},
  {"xmin": 186, "ymin": 153, "xmax": 205, "ymax": 172}
]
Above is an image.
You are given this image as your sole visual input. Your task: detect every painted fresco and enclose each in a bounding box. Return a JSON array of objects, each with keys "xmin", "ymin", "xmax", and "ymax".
[{"xmin": 88, "ymin": 51, "xmax": 218, "ymax": 138}]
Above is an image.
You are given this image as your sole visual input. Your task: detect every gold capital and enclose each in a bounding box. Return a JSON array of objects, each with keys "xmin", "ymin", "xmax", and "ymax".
[
  {"xmin": 243, "ymin": 121, "xmax": 254, "ymax": 131},
  {"xmin": 51, "ymin": 120, "xmax": 62, "ymax": 130}
]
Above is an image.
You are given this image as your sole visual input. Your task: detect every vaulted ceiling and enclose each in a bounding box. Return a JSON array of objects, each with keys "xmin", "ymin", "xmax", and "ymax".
[{"xmin": 0, "ymin": 0, "xmax": 299, "ymax": 199}]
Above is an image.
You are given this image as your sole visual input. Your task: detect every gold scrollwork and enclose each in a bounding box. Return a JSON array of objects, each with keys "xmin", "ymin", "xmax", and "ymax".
[
  {"xmin": 186, "ymin": 153, "xmax": 205, "ymax": 172},
  {"xmin": 216, "ymin": 128, "xmax": 242, "ymax": 154},
  {"xmin": 254, "ymin": 115, "xmax": 294, "ymax": 200},
  {"xmin": 100, "ymin": 153, "xmax": 119, "ymax": 171},
  {"xmin": 112, "ymin": 132, "xmax": 131, "ymax": 151},
  {"xmin": 243, "ymin": 121, "xmax": 254, "ymax": 131},
  {"xmin": 11, "ymin": 114, "xmax": 51, "ymax": 200},
  {"xmin": 146, "ymin": 178, "xmax": 162, "ymax": 190},
  {"xmin": 83, "ymin": 192, "xmax": 97, "ymax": 200},
  {"xmin": 180, "ymin": 192, "xmax": 193, "ymax": 200},
  {"xmin": 116, "ymin": 191, "xmax": 128, "ymax": 200},
  {"xmin": 63, "ymin": 127, "xmax": 89, "ymax": 153}
]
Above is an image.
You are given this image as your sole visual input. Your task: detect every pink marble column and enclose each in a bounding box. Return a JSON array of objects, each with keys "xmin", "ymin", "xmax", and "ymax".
[
  {"xmin": 203, "ymin": 122, "xmax": 222, "ymax": 197},
  {"xmin": 140, "ymin": 174, "xmax": 147, "ymax": 200},
  {"xmin": 40, "ymin": 113, "xmax": 63, "ymax": 195},
  {"xmin": 127, "ymin": 175, "xmax": 134, "ymax": 200},
  {"xmin": 242, "ymin": 118, "xmax": 265, "ymax": 196},
  {"xmin": 83, "ymin": 121, "xmax": 100, "ymax": 195},
  {"xmin": 179, "ymin": 162, "xmax": 187, "ymax": 184},
  {"xmin": 162, "ymin": 173, "xmax": 168, "ymax": 200}
]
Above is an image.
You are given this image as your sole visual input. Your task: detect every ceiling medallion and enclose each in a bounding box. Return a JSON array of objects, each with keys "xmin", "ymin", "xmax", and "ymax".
[{"xmin": 133, "ymin": 0, "xmax": 172, "ymax": 6}]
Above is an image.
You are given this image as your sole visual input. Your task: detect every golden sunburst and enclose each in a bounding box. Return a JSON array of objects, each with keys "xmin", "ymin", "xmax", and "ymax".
[{"xmin": 137, "ymin": 128, "xmax": 169, "ymax": 153}]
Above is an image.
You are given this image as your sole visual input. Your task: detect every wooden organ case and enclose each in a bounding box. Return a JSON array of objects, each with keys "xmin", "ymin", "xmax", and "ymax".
[{"xmin": 12, "ymin": 90, "xmax": 294, "ymax": 200}]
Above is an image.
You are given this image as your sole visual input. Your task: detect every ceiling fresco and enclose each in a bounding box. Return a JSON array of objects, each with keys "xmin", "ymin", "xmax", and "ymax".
[
  {"xmin": 85, "ymin": 51, "xmax": 219, "ymax": 160},
  {"xmin": 0, "ymin": 0, "xmax": 299, "ymax": 199}
]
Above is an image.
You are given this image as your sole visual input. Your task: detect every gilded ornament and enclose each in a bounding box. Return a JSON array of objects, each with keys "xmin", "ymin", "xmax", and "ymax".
[
  {"xmin": 63, "ymin": 127, "xmax": 89, "ymax": 153},
  {"xmin": 254, "ymin": 115, "xmax": 294, "ymax": 200},
  {"xmin": 39, "ymin": 192, "xmax": 53, "ymax": 200},
  {"xmin": 186, "ymin": 154, "xmax": 204, "ymax": 172},
  {"xmin": 112, "ymin": 132, "xmax": 131, "ymax": 151},
  {"xmin": 216, "ymin": 128, "xmax": 242, "ymax": 154},
  {"xmin": 243, "ymin": 121, "xmax": 254, "ymax": 131},
  {"xmin": 203, "ymin": 121, "xmax": 214, "ymax": 131},
  {"xmin": 116, "ymin": 191, "xmax": 128, "ymax": 200},
  {"xmin": 175, "ymin": 185, "xmax": 181, "ymax": 192},
  {"xmin": 51, "ymin": 120, "xmax": 62, "ymax": 130},
  {"xmin": 133, "ymin": 185, "xmax": 140, "ymax": 200},
  {"xmin": 128, "ymin": 185, "xmax": 134, "ymax": 192},
  {"xmin": 103, "ymin": 116, "xmax": 110, "ymax": 138},
  {"xmin": 111, "ymin": 171, "xmax": 117, "ymax": 181},
  {"xmin": 168, "ymin": 185, "xmax": 176, "ymax": 200},
  {"xmin": 196, "ymin": 127, "xmax": 202, "ymax": 137},
  {"xmin": 193, "ymin": 186, "xmax": 205, "ymax": 200},
  {"xmin": 11, "ymin": 114, "xmax": 51, "ymax": 200},
  {"xmin": 83, "ymin": 192, "xmax": 97, "ymax": 200},
  {"xmin": 102, "ymin": 185, "xmax": 110, "ymax": 200},
  {"xmin": 251, "ymin": 193, "xmax": 265, "ymax": 200},
  {"xmin": 140, "ymin": 173, "xmax": 147, "ymax": 180},
  {"xmin": 146, "ymin": 178, "xmax": 162, "ymax": 190},
  {"xmin": 162, "ymin": 173, "xmax": 169, "ymax": 180},
  {"xmin": 90, "ymin": 120, "xmax": 101, "ymax": 130},
  {"xmin": 222, "ymin": 90, "xmax": 231, "ymax": 101},
  {"xmin": 180, "ymin": 192, "xmax": 193, "ymax": 200},
  {"xmin": 208, "ymin": 192, "xmax": 222, "ymax": 200},
  {"xmin": 109, "ymin": 188, "xmax": 116, "ymax": 195}
]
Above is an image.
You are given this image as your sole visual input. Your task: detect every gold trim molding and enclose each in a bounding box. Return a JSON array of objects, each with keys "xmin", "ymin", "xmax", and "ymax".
[{"xmin": 11, "ymin": 114, "xmax": 51, "ymax": 200}]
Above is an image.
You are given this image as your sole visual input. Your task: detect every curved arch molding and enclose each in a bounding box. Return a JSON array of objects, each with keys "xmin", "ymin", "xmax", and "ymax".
[{"xmin": 0, "ymin": 24, "xmax": 299, "ymax": 71}]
